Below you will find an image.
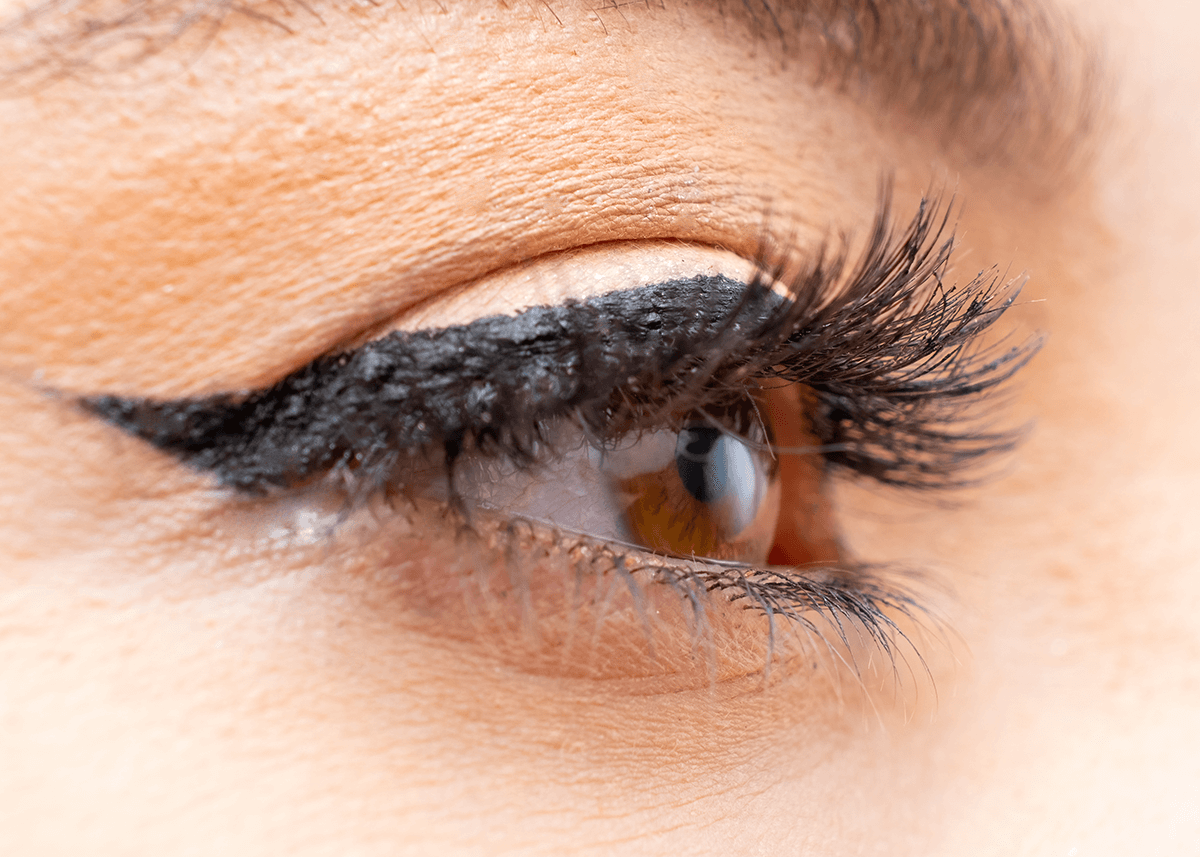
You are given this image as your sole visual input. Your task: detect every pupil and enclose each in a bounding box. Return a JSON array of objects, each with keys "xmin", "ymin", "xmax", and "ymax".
[{"xmin": 675, "ymin": 426, "xmax": 728, "ymax": 503}]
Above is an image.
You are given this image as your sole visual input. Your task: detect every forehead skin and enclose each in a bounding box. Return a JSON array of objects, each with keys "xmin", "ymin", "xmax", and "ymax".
[
  {"xmin": 0, "ymin": 1, "xmax": 1199, "ymax": 856},
  {"xmin": 0, "ymin": 0, "xmax": 1091, "ymax": 396}
]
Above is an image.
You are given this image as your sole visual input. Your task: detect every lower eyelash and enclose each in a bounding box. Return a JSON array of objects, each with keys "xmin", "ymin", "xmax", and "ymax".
[{"xmin": 402, "ymin": 503, "xmax": 943, "ymax": 688}]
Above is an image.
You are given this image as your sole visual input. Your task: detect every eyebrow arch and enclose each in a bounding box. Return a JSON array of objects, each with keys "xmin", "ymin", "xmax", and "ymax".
[{"xmin": 2, "ymin": 0, "xmax": 1101, "ymax": 165}]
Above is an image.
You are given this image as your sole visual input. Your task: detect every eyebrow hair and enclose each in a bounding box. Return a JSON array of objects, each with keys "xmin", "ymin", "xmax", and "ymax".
[
  {"xmin": 0, "ymin": 0, "xmax": 1101, "ymax": 167},
  {"xmin": 765, "ymin": 0, "xmax": 1102, "ymax": 166}
]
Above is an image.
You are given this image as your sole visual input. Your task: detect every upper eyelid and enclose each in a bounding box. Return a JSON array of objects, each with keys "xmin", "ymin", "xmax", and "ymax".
[{"xmin": 79, "ymin": 189, "xmax": 1038, "ymax": 499}]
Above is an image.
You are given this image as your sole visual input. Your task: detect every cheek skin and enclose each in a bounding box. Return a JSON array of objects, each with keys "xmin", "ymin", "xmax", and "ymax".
[{"xmin": 0, "ymin": 437, "xmax": 943, "ymax": 855}]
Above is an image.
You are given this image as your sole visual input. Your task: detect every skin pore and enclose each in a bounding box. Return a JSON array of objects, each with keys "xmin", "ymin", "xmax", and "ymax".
[{"xmin": 1, "ymin": 0, "xmax": 1199, "ymax": 854}]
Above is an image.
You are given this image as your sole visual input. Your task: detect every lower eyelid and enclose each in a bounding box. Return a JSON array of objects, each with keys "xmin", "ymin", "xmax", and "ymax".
[
  {"xmin": 250, "ymin": 484, "xmax": 935, "ymax": 696},
  {"xmin": 271, "ymin": 492, "xmax": 741, "ymax": 682}
]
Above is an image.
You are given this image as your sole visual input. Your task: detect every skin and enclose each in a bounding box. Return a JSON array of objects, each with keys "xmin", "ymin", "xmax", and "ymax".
[{"xmin": 1, "ymin": 0, "xmax": 1198, "ymax": 854}]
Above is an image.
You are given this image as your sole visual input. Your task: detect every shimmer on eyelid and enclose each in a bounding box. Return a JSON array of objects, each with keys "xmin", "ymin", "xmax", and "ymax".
[{"xmin": 83, "ymin": 276, "xmax": 779, "ymax": 492}]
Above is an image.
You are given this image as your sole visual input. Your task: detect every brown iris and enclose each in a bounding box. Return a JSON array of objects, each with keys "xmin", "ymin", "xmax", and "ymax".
[{"xmin": 596, "ymin": 401, "xmax": 781, "ymax": 564}]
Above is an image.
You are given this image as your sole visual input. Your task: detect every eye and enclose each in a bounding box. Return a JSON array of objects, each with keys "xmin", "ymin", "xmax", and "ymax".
[
  {"xmin": 82, "ymin": 191, "xmax": 1036, "ymax": 681},
  {"xmin": 459, "ymin": 396, "xmax": 785, "ymax": 565}
]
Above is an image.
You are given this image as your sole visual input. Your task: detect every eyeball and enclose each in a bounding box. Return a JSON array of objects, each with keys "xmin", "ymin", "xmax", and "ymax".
[
  {"xmin": 596, "ymin": 405, "xmax": 781, "ymax": 564},
  {"xmin": 444, "ymin": 397, "xmax": 782, "ymax": 565}
]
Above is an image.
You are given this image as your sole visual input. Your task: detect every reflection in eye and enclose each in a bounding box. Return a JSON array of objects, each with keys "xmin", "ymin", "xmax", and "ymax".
[{"xmin": 82, "ymin": 190, "xmax": 1038, "ymax": 669}]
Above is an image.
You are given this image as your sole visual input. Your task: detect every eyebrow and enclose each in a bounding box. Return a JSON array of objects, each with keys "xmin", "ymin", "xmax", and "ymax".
[
  {"xmin": 2, "ymin": 0, "xmax": 1100, "ymax": 164},
  {"xmin": 768, "ymin": 0, "xmax": 1102, "ymax": 164}
]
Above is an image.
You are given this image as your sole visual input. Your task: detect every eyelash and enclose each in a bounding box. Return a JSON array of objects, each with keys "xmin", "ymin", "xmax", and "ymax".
[{"xmin": 84, "ymin": 186, "xmax": 1037, "ymax": 680}]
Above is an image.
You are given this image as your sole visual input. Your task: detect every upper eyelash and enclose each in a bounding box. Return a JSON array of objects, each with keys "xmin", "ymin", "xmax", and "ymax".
[
  {"xmin": 744, "ymin": 190, "xmax": 1039, "ymax": 489},
  {"xmin": 82, "ymin": 186, "xmax": 1038, "ymax": 499}
]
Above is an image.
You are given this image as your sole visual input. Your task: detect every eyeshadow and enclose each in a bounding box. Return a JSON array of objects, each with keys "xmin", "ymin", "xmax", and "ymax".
[{"xmin": 84, "ymin": 275, "xmax": 781, "ymax": 492}]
